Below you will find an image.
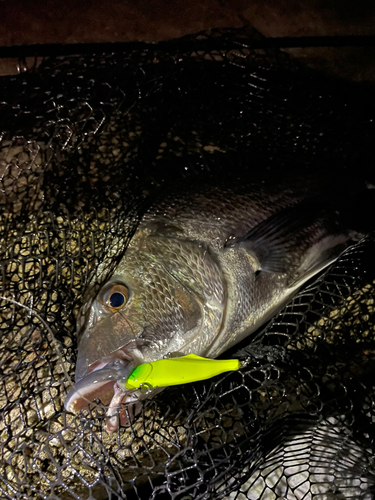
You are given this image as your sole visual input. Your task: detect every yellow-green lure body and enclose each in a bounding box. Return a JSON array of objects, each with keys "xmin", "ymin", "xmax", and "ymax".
[{"xmin": 123, "ymin": 354, "xmax": 242, "ymax": 391}]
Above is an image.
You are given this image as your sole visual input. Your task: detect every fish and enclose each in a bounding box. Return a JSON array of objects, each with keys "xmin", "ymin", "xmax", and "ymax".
[{"xmin": 64, "ymin": 172, "xmax": 371, "ymax": 432}]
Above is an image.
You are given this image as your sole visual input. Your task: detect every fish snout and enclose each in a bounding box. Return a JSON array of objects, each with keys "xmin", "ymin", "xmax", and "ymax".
[
  {"xmin": 74, "ymin": 311, "xmax": 139, "ymax": 382},
  {"xmin": 64, "ymin": 357, "xmax": 135, "ymax": 414}
]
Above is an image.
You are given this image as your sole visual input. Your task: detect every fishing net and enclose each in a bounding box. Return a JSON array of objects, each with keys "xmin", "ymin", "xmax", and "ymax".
[{"xmin": 1, "ymin": 28, "xmax": 375, "ymax": 500}]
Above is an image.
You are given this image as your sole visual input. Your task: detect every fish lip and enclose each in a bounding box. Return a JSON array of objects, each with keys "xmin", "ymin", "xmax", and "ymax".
[
  {"xmin": 64, "ymin": 357, "xmax": 135, "ymax": 414},
  {"xmin": 75, "ymin": 337, "xmax": 142, "ymax": 382},
  {"xmin": 82, "ymin": 347, "xmax": 135, "ymax": 379}
]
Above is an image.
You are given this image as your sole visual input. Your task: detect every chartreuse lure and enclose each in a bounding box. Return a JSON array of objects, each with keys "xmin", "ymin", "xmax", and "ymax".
[{"xmin": 123, "ymin": 354, "xmax": 242, "ymax": 391}]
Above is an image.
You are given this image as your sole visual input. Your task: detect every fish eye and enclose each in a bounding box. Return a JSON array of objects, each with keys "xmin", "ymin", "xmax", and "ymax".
[
  {"xmin": 101, "ymin": 283, "xmax": 129, "ymax": 312},
  {"xmin": 109, "ymin": 292, "xmax": 125, "ymax": 308}
]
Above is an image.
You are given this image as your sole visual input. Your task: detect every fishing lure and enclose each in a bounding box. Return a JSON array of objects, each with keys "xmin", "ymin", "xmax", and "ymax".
[{"xmin": 123, "ymin": 354, "xmax": 242, "ymax": 391}]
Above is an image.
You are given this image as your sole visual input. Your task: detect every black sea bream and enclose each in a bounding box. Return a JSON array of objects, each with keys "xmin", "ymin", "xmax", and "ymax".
[{"xmin": 65, "ymin": 174, "xmax": 370, "ymax": 431}]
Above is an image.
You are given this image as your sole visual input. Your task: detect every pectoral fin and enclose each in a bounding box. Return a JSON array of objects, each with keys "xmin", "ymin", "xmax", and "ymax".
[
  {"xmin": 287, "ymin": 234, "xmax": 349, "ymax": 289},
  {"xmin": 226, "ymin": 201, "xmax": 323, "ymax": 274}
]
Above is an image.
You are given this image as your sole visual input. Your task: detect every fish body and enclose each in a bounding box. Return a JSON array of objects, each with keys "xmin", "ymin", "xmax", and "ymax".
[{"xmin": 65, "ymin": 175, "xmax": 367, "ymax": 431}]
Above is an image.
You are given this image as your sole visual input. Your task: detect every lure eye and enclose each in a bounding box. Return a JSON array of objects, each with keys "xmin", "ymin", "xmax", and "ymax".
[{"xmin": 102, "ymin": 283, "xmax": 129, "ymax": 312}]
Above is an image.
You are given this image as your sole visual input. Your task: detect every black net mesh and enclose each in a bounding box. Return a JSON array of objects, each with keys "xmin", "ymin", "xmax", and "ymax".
[{"xmin": 1, "ymin": 28, "xmax": 375, "ymax": 500}]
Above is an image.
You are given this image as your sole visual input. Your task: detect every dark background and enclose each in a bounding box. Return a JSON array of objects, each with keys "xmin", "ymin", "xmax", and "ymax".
[{"xmin": 1, "ymin": 0, "xmax": 375, "ymax": 80}]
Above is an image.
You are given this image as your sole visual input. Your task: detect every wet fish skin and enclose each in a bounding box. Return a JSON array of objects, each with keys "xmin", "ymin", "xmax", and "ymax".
[
  {"xmin": 65, "ymin": 176, "xmax": 367, "ymax": 430},
  {"xmin": 75, "ymin": 226, "xmax": 226, "ymax": 380}
]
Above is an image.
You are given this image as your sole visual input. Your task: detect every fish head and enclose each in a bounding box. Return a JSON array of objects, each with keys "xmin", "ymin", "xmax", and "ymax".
[{"xmin": 65, "ymin": 230, "xmax": 226, "ymax": 422}]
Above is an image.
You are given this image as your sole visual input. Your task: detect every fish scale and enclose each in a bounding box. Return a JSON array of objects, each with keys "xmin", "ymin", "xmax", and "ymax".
[{"xmin": 65, "ymin": 176, "xmax": 374, "ymax": 431}]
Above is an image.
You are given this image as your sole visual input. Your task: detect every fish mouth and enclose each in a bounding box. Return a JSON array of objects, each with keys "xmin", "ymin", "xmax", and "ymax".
[{"xmin": 64, "ymin": 351, "xmax": 137, "ymax": 432}]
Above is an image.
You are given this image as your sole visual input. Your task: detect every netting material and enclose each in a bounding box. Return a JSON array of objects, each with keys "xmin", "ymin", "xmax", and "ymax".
[{"xmin": 0, "ymin": 29, "xmax": 375, "ymax": 499}]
